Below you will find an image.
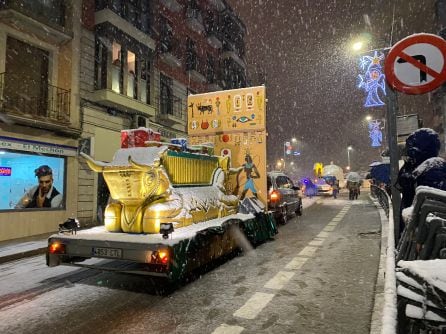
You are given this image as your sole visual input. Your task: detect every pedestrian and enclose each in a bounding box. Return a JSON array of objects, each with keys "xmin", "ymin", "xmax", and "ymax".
[
  {"xmin": 15, "ymin": 165, "xmax": 63, "ymax": 209},
  {"xmin": 396, "ymin": 128, "xmax": 441, "ymax": 239},
  {"xmin": 332, "ymin": 179, "xmax": 339, "ymax": 199}
]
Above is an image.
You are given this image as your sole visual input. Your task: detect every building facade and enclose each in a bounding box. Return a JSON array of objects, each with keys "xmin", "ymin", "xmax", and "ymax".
[
  {"xmin": 0, "ymin": 0, "xmax": 248, "ymax": 241},
  {"xmin": 0, "ymin": 0, "xmax": 82, "ymax": 241}
]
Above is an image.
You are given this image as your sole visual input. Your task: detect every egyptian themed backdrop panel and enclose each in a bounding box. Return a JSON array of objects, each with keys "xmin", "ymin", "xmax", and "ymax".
[{"xmin": 188, "ymin": 86, "xmax": 267, "ymax": 206}]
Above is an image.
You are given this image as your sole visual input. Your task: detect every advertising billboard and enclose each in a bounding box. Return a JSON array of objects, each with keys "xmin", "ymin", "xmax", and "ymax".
[
  {"xmin": 188, "ymin": 86, "xmax": 267, "ymax": 206},
  {"xmin": 0, "ymin": 151, "xmax": 65, "ymax": 210}
]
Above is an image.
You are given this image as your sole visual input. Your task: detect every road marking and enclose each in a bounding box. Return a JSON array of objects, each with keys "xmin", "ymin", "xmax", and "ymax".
[
  {"xmin": 327, "ymin": 222, "xmax": 338, "ymax": 227},
  {"xmin": 212, "ymin": 324, "xmax": 245, "ymax": 334},
  {"xmin": 332, "ymin": 217, "xmax": 342, "ymax": 221},
  {"xmin": 233, "ymin": 292, "xmax": 275, "ymax": 319},
  {"xmin": 309, "ymin": 239, "xmax": 325, "ymax": 246},
  {"xmin": 317, "ymin": 231, "xmax": 330, "ymax": 238},
  {"xmin": 285, "ymin": 256, "xmax": 308, "ymax": 270},
  {"xmin": 323, "ymin": 225, "xmax": 336, "ymax": 232},
  {"xmin": 264, "ymin": 271, "xmax": 295, "ymax": 290},
  {"xmin": 298, "ymin": 246, "xmax": 319, "ymax": 257}
]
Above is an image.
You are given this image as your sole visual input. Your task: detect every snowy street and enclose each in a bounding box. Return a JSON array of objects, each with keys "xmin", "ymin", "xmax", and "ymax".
[{"xmin": 0, "ymin": 192, "xmax": 382, "ymax": 334}]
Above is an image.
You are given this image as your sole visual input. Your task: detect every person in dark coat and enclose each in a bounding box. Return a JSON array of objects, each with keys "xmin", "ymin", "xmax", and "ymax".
[
  {"xmin": 413, "ymin": 157, "xmax": 446, "ymax": 191},
  {"xmin": 396, "ymin": 128, "xmax": 441, "ymax": 238}
]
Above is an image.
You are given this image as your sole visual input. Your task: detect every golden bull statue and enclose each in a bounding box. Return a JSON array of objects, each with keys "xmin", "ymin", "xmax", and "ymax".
[{"xmin": 80, "ymin": 145, "xmax": 239, "ymax": 234}]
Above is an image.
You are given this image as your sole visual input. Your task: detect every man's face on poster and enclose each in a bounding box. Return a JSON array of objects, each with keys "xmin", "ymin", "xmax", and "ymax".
[{"xmin": 38, "ymin": 175, "xmax": 53, "ymax": 195}]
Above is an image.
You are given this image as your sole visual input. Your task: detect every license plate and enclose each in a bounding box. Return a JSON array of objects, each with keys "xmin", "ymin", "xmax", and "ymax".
[{"xmin": 92, "ymin": 247, "xmax": 122, "ymax": 259}]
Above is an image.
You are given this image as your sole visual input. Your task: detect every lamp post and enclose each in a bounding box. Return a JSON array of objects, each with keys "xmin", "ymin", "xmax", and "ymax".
[
  {"xmin": 351, "ymin": 40, "xmax": 401, "ymax": 238},
  {"xmin": 347, "ymin": 146, "xmax": 353, "ymax": 170}
]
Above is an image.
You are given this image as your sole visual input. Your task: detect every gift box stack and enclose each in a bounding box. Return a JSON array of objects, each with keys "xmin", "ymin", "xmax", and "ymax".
[{"xmin": 121, "ymin": 127, "xmax": 161, "ymax": 148}]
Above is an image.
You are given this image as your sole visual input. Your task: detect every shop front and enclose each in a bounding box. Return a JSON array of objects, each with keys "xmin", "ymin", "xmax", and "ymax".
[{"xmin": 0, "ymin": 135, "xmax": 78, "ymax": 241}]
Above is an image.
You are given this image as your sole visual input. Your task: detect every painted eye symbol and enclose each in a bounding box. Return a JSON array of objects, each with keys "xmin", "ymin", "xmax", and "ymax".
[{"xmin": 237, "ymin": 116, "xmax": 250, "ymax": 123}]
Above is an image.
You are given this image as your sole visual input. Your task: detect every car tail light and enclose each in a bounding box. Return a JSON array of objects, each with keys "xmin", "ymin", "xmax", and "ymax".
[
  {"xmin": 270, "ymin": 190, "xmax": 280, "ymax": 202},
  {"xmin": 48, "ymin": 242, "xmax": 66, "ymax": 254},
  {"xmin": 151, "ymin": 249, "xmax": 170, "ymax": 265}
]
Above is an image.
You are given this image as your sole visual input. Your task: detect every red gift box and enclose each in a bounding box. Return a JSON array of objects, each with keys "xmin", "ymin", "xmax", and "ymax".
[{"xmin": 121, "ymin": 128, "xmax": 161, "ymax": 148}]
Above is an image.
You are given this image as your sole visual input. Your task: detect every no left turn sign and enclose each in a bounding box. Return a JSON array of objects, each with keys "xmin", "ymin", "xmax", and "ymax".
[{"xmin": 385, "ymin": 33, "xmax": 446, "ymax": 95}]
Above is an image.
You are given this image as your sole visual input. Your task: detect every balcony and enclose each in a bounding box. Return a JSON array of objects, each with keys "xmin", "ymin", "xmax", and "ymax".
[
  {"xmin": 209, "ymin": 0, "xmax": 226, "ymax": 11},
  {"xmin": 205, "ymin": 23, "xmax": 222, "ymax": 49},
  {"xmin": 186, "ymin": 8, "xmax": 204, "ymax": 34},
  {"xmin": 186, "ymin": 56, "xmax": 206, "ymax": 84},
  {"xmin": 88, "ymin": 89, "xmax": 156, "ymax": 117},
  {"xmin": 222, "ymin": 40, "xmax": 246, "ymax": 69},
  {"xmin": 155, "ymin": 95, "xmax": 187, "ymax": 126},
  {"xmin": 0, "ymin": 72, "xmax": 79, "ymax": 135},
  {"xmin": 159, "ymin": 37, "xmax": 183, "ymax": 68},
  {"xmin": 0, "ymin": 0, "xmax": 71, "ymax": 45},
  {"xmin": 95, "ymin": 8, "xmax": 155, "ymax": 51},
  {"xmin": 160, "ymin": 0, "xmax": 183, "ymax": 13}
]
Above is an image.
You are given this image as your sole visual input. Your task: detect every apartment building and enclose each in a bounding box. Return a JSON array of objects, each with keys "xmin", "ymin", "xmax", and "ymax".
[
  {"xmin": 77, "ymin": 0, "xmax": 248, "ymax": 226},
  {"xmin": 0, "ymin": 0, "xmax": 249, "ymax": 239},
  {"xmin": 0, "ymin": 0, "xmax": 82, "ymax": 241}
]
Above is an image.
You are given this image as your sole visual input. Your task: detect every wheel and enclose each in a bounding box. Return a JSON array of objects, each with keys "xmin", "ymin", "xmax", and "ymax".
[
  {"xmin": 280, "ymin": 207, "xmax": 288, "ymax": 224},
  {"xmin": 295, "ymin": 202, "xmax": 303, "ymax": 216}
]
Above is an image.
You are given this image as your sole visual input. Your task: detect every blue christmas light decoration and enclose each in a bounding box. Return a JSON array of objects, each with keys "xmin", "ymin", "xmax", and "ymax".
[
  {"xmin": 357, "ymin": 51, "xmax": 386, "ymax": 107},
  {"xmin": 368, "ymin": 119, "xmax": 383, "ymax": 147}
]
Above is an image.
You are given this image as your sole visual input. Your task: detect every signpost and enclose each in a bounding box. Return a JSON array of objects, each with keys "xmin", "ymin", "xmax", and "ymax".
[
  {"xmin": 385, "ymin": 33, "xmax": 446, "ymax": 95},
  {"xmin": 384, "ymin": 33, "xmax": 446, "ymax": 240}
]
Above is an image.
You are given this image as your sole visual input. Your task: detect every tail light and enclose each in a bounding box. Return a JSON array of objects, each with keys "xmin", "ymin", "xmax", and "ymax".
[
  {"xmin": 151, "ymin": 249, "xmax": 170, "ymax": 265},
  {"xmin": 48, "ymin": 242, "xmax": 66, "ymax": 254},
  {"xmin": 270, "ymin": 190, "xmax": 280, "ymax": 202}
]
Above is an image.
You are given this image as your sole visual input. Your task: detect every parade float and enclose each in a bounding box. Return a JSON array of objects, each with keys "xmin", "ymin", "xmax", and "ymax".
[{"xmin": 47, "ymin": 86, "xmax": 276, "ymax": 281}]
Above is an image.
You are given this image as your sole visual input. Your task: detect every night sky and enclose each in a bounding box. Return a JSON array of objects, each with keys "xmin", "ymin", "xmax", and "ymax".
[{"xmin": 227, "ymin": 0, "xmax": 437, "ymax": 177}]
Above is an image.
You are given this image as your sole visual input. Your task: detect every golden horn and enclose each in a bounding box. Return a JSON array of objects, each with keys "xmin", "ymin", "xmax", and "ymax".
[
  {"xmin": 80, "ymin": 152, "xmax": 105, "ymax": 173},
  {"xmin": 128, "ymin": 156, "xmax": 152, "ymax": 172}
]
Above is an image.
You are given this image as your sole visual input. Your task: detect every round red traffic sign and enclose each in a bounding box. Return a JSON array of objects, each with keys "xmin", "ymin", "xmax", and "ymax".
[{"xmin": 385, "ymin": 33, "xmax": 446, "ymax": 94}]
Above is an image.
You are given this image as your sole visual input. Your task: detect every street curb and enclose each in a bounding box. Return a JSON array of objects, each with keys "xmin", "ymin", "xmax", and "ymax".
[
  {"xmin": 369, "ymin": 194, "xmax": 388, "ymax": 334},
  {"xmin": 0, "ymin": 247, "xmax": 47, "ymax": 265}
]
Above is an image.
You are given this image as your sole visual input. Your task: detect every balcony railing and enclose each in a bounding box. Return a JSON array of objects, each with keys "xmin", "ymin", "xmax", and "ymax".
[
  {"xmin": 155, "ymin": 95, "xmax": 186, "ymax": 122},
  {"xmin": 185, "ymin": 7, "xmax": 204, "ymax": 33},
  {"xmin": 0, "ymin": 72, "xmax": 70, "ymax": 123},
  {"xmin": 159, "ymin": 36, "xmax": 183, "ymax": 68}
]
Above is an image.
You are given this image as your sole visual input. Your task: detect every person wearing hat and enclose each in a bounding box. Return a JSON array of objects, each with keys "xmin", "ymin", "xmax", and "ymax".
[
  {"xmin": 396, "ymin": 128, "xmax": 441, "ymax": 239},
  {"xmin": 15, "ymin": 165, "xmax": 63, "ymax": 209}
]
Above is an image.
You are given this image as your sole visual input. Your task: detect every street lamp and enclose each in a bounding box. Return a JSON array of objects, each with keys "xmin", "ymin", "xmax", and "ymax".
[
  {"xmin": 347, "ymin": 146, "xmax": 353, "ymax": 170},
  {"xmin": 283, "ymin": 137, "xmax": 298, "ymax": 170}
]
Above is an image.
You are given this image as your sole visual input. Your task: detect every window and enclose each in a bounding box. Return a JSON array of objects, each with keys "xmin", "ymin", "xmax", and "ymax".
[
  {"xmin": 160, "ymin": 74, "xmax": 173, "ymax": 115},
  {"xmin": 140, "ymin": 59, "xmax": 151, "ymax": 104},
  {"xmin": 186, "ymin": 38, "xmax": 196, "ymax": 71},
  {"xmin": 206, "ymin": 54, "xmax": 215, "ymax": 83},
  {"xmin": 111, "ymin": 42, "xmax": 123, "ymax": 94},
  {"xmin": 4, "ymin": 36, "xmax": 49, "ymax": 117},
  {"xmin": 276, "ymin": 176, "xmax": 291, "ymax": 189},
  {"xmin": 0, "ymin": 151, "xmax": 66, "ymax": 211},
  {"xmin": 94, "ymin": 37, "xmax": 108, "ymax": 90},
  {"xmin": 127, "ymin": 51, "xmax": 137, "ymax": 99},
  {"xmin": 124, "ymin": 0, "xmax": 138, "ymax": 26}
]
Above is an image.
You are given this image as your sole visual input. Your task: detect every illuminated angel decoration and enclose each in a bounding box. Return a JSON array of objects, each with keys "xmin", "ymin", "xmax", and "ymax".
[
  {"xmin": 357, "ymin": 51, "xmax": 386, "ymax": 107},
  {"xmin": 368, "ymin": 119, "xmax": 383, "ymax": 147}
]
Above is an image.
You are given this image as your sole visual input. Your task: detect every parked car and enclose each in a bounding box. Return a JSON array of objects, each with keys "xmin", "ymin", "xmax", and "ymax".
[
  {"xmin": 267, "ymin": 171, "xmax": 303, "ymax": 224},
  {"xmin": 315, "ymin": 178, "xmax": 333, "ymax": 196}
]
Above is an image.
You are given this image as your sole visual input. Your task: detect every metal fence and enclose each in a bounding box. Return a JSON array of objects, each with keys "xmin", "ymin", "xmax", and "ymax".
[
  {"xmin": 370, "ymin": 184, "xmax": 390, "ymax": 217},
  {"xmin": 0, "ymin": 73, "xmax": 71, "ymax": 123}
]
